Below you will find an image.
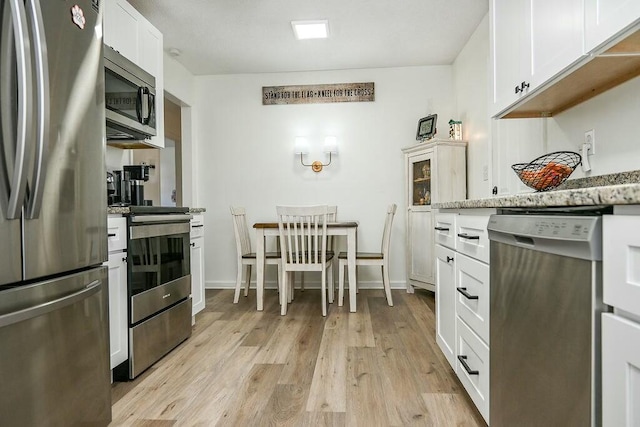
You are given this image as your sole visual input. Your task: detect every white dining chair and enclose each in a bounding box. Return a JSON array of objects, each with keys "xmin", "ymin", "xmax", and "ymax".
[
  {"xmin": 277, "ymin": 205, "xmax": 334, "ymax": 316},
  {"xmin": 338, "ymin": 204, "xmax": 397, "ymax": 306},
  {"xmin": 230, "ymin": 206, "xmax": 281, "ymax": 304},
  {"xmin": 299, "ymin": 205, "xmax": 337, "ymax": 298}
]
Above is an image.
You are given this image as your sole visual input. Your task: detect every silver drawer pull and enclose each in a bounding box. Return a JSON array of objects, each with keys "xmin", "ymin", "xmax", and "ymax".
[{"xmin": 457, "ymin": 355, "xmax": 479, "ymax": 375}]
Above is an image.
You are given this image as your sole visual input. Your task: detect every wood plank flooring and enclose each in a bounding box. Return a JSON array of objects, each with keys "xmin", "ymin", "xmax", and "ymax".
[{"xmin": 111, "ymin": 289, "xmax": 486, "ymax": 426}]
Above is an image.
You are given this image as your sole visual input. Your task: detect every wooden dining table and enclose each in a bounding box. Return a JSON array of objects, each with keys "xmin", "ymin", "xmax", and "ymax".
[{"xmin": 253, "ymin": 221, "xmax": 359, "ymax": 313}]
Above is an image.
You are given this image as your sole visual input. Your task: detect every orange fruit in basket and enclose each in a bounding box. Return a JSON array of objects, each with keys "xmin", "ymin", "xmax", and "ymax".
[{"xmin": 532, "ymin": 162, "xmax": 572, "ymax": 190}]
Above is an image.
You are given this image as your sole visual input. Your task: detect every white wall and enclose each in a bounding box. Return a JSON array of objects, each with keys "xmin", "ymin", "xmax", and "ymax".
[
  {"xmin": 546, "ymin": 75, "xmax": 640, "ymax": 177},
  {"xmin": 193, "ymin": 66, "xmax": 456, "ymax": 289},
  {"xmin": 452, "ymin": 13, "xmax": 492, "ymax": 199}
]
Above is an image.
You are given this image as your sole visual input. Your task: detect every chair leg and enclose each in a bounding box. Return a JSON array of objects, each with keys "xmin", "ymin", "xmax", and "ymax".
[
  {"xmin": 338, "ymin": 260, "xmax": 345, "ymax": 306},
  {"xmin": 382, "ymin": 263, "xmax": 393, "ymax": 306},
  {"xmin": 287, "ymin": 272, "xmax": 294, "ymax": 304},
  {"xmin": 244, "ymin": 265, "xmax": 252, "ymax": 297},
  {"xmin": 300, "ymin": 272, "xmax": 305, "ymax": 291},
  {"xmin": 233, "ymin": 260, "xmax": 243, "ymax": 303},
  {"xmin": 280, "ymin": 268, "xmax": 288, "ymax": 315},
  {"xmin": 328, "ymin": 262, "xmax": 335, "ymax": 304},
  {"xmin": 321, "ymin": 269, "xmax": 327, "ymax": 317}
]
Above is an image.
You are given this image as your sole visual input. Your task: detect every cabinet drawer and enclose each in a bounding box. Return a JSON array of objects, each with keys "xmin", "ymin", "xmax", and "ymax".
[
  {"xmin": 603, "ymin": 215, "xmax": 640, "ymax": 317},
  {"xmin": 456, "ymin": 317, "xmax": 490, "ymax": 423},
  {"xmin": 456, "ymin": 252, "xmax": 490, "ymax": 345},
  {"xmin": 434, "ymin": 213, "xmax": 457, "ymax": 250},
  {"xmin": 107, "ymin": 216, "xmax": 127, "ymax": 253},
  {"xmin": 456, "ymin": 215, "xmax": 490, "ymax": 264},
  {"xmin": 190, "ymin": 214, "xmax": 205, "ymax": 239}
]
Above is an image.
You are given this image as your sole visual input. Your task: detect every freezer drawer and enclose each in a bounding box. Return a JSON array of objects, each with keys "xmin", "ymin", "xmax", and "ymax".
[{"xmin": 0, "ymin": 267, "xmax": 111, "ymax": 426}]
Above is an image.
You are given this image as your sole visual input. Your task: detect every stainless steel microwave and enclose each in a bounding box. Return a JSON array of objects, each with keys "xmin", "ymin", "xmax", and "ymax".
[{"xmin": 104, "ymin": 45, "xmax": 156, "ymax": 142}]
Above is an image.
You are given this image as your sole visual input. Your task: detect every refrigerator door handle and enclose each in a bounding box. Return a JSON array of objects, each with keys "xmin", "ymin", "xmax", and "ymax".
[
  {"xmin": 1, "ymin": 0, "xmax": 33, "ymax": 220},
  {"xmin": 24, "ymin": 0, "xmax": 49, "ymax": 219},
  {"xmin": 0, "ymin": 280, "xmax": 101, "ymax": 328}
]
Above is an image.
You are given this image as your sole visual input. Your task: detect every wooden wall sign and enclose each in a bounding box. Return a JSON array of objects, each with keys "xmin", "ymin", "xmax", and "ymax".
[{"xmin": 262, "ymin": 82, "xmax": 375, "ymax": 105}]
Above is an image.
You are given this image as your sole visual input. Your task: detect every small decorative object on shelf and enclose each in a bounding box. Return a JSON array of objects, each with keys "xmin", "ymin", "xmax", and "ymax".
[
  {"xmin": 512, "ymin": 151, "xmax": 581, "ymax": 191},
  {"xmin": 416, "ymin": 114, "xmax": 437, "ymax": 141},
  {"xmin": 449, "ymin": 119, "xmax": 462, "ymax": 140}
]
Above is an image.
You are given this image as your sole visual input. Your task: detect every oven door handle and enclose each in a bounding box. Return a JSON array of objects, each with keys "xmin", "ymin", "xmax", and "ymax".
[{"xmin": 129, "ymin": 214, "xmax": 193, "ymax": 224}]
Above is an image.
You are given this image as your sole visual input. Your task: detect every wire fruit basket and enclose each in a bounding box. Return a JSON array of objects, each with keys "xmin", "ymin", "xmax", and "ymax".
[{"xmin": 511, "ymin": 151, "xmax": 582, "ymax": 192}]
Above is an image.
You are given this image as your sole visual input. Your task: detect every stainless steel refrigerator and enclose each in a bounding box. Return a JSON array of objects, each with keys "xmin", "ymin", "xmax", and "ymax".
[{"xmin": 0, "ymin": 0, "xmax": 110, "ymax": 425}]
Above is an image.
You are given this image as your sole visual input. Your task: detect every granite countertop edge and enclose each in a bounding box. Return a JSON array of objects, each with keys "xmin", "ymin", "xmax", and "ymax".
[
  {"xmin": 107, "ymin": 207, "xmax": 206, "ymax": 215},
  {"xmin": 433, "ymin": 183, "xmax": 640, "ymax": 210}
]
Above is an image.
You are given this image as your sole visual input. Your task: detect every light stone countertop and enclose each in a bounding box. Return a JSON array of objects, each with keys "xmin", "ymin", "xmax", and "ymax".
[{"xmin": 433, "ymin": 170, "xmax": 640, "ymax": 210}]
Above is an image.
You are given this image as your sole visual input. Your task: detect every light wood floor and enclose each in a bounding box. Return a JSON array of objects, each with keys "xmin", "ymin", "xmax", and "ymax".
[{"xmin": 111, "ymin": 288, "xmax": 486, "ymax": 426}]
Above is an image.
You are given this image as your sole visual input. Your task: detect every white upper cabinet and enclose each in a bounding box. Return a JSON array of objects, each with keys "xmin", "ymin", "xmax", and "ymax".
[
  {"xmin": 104, "ymin": 0, "xmax": 165, "ymax": 149},
  {"xmin": 491, "ymin": 0, "xmax": 531, "ymax": 113},
  {"xmin": 491, "ymin": 0, "xmax": 585, "ymax": 117},
  {"xmin": 529, "ymin": 0, "xmax": 585, "ymax": 88},
  {"xmin": 103, "ymin": 0, "xmax": 138, "ymax": 63},
  {"xmin": 585, "ymin": 0, "xmax": 640, "ymax": 52},
  {"xmin": 492, "ymin": 0, "xmax": 640, "ymax": 118}
]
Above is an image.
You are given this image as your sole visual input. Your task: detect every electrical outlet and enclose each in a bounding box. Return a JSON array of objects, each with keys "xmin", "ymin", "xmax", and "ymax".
[{"xmin": 584, "ymin": 129, "xmax": 595, "ymax": 154}]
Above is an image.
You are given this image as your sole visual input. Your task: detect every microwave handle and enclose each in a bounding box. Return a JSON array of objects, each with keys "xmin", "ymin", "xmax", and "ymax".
[
  {"xmin": 144, "ymin": 90, "xmax": 154, "ymax": 125},
  {"xmin": 135, "ymin": 86, "xmax": 143, "ymax": 123},
  {"xmin": 137, "ymin": 87, "xmax": 153, "ymax": 125}
]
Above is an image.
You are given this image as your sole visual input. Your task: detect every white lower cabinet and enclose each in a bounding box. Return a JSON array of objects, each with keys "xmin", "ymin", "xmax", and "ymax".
[
  {"xmin": 435, "ymin": 244, "xmax": 456, "ymax": 369},
  {"xmin": 456, "ymin": 317, "xmax": 490, "ymax": 421},
  {"xmin": 190, "ymin": 214, "xmax": 205, "ymax": 318},
  {"xmin": 602, "ymin": 313, "xmax": 640, "ymax": 427},
  {"xmin": 107, "ymin": 216, "xmax": 128, "ymax": 371},
  {"xmin": 107, "ymin": 252, "xmax": 128, "ymax": 370},
  {"xmin": 435, "ymin": 209, "xmax": 493, "ymax": 424},
  {"xmin": 602, "ymin": 209, "xmax": 640, "ymax": 427}
]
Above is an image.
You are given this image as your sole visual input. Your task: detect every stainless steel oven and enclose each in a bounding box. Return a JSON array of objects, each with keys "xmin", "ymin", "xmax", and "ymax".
[{"xmin": 114, "ymin": 207, "xmax": 193, "ymax": 380}]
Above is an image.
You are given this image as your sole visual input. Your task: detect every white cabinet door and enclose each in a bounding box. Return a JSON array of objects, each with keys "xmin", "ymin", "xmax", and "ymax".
[
  {"xmin": 190, "ymin": 237, "xmax": 205, "ymax": 316},
  {"xmin": 603, "ymin": 215, "xmax": 640, "ymax": 317},
  {"xmin": 530, "ymin": 0, "xmax": 585, "ymax": 88},
  {"xmin": 456, "ymin": 317, "xmax": 490, "ymax": 423},
  {"xmin": 491, "ymin": 0, "xmax": 531, "ymax": 115},
  {"xmin": 107, "ymin": 252, "xmax": 128, "ymax": 370},
  {"xmin": 137, "ymin": 23, "xmax": 165, "ymax": 149},
  {"xmin": 585, "ymin": 0, "xmax": 640, "ymax": 52},
  {"xmin": 104, "ymin": 0, "xmax": 139, "ymax": 63},
  {"xmin": 436, "ymin": 244, "xmax": 456, "ymax": 369},
  {"xmin": 602, "ymin": 313, "xmax": 640, "ymax": 427},
  {"xmin": 408, "ymin": 208, "xmax": 434, "ymax": 286}
]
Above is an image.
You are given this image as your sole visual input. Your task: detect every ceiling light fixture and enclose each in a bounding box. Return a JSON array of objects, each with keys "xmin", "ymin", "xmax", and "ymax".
[{"xmin": 291, "ymin": 20, "xmax": 329, "ymax": 40}]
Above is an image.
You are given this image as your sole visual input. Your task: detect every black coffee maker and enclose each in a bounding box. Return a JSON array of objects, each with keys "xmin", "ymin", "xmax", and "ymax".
[{"xmin": 123, "ymin": 164, "xmax": 150, "ymax": 206}]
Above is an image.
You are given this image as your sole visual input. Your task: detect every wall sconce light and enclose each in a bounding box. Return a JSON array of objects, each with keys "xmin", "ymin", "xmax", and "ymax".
[{"xmin": 295, "ymin": 136, "xmax": 338, "ymax": 172}]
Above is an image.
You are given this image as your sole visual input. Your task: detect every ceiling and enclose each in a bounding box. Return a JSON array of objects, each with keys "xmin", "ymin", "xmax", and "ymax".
[{"xmin": 127, "ymin": 0, "xmax": 489, "ymax": 76}]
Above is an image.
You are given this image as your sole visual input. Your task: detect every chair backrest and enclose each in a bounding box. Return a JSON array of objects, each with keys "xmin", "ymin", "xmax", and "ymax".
[
  {"xmin": 327, "ymin": 205, "xmax": 337, "ymax": 249},
  {"xmin": 276, "ymin": 205, "xmax": 329, "ymax": 266},
  {"xmin": 230, "ymin": 206, "xmax": 252, "ymax": 256},
  {"xmin": 381, "ymin": 204, "xmax": 397, "ymax": 256}
]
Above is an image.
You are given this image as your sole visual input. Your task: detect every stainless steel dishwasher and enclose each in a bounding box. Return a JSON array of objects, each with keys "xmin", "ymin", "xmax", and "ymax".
[{"xmin": 487, "ymin": 207, "xmax": 611, "ymax": 427}]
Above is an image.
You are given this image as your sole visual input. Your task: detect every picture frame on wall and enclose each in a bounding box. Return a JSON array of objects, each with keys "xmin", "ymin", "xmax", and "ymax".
[{"xmin": 416, "ymin": 114, "xmax": 437, "ymax": 141}]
